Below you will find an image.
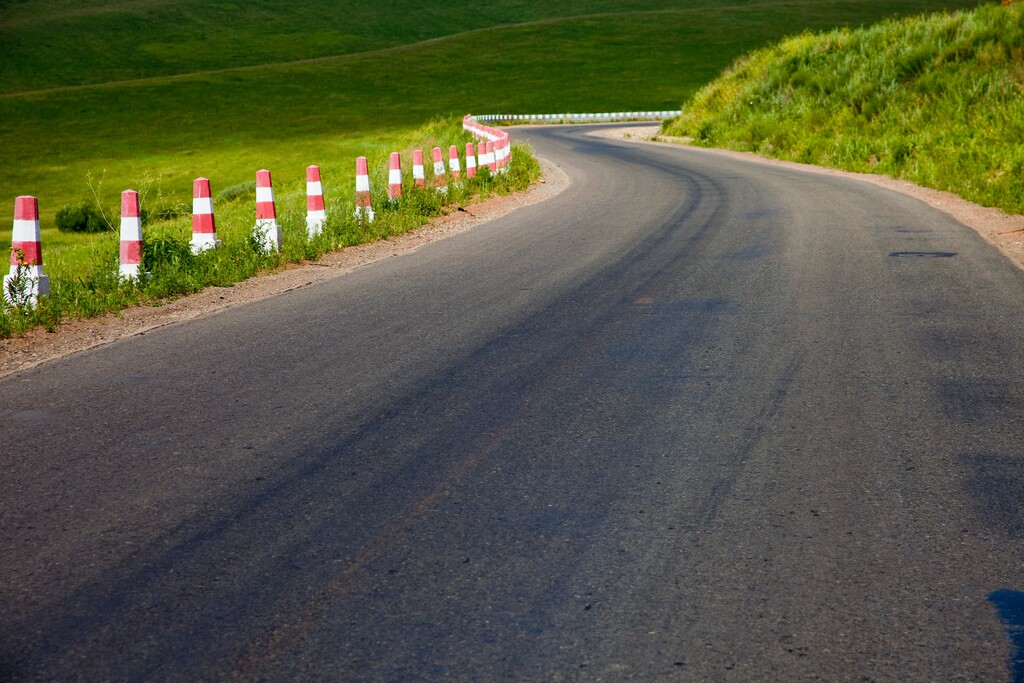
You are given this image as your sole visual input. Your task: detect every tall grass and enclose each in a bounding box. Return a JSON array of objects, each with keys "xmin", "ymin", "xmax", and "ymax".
[
  {"xmin": 0, "ymin": 118, "xmax": 541, "ymax": 339},
  {"xmin": 663, "ymin": 3, "xmax": 1024, "ymax": 214}
]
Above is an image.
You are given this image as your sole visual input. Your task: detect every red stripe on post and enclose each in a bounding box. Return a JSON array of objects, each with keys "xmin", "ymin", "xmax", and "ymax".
[
  {"xmin": 10, "ymin": 241, "xmax": 42, "ymax": 266},
  {"xmin": 256, "ymin": 202, "xmax": 276, "ymax": 220},
  {"xmin": 120, "ymin": 241, "xmax": 142, "ymax": 263},
  {"xmin": 13, "ymin": 196, "xmax": 38, "ymax": 221},
  {"xmin": 193, "ymin": 178, "xmax": 212, "ymax": 199},
  {"xmin": 193, "ymin": 212, "xmax": 215, "ymax": 234},
  {"xmin": 121, "ymin": 190, "xmax": 140, "ymax": 218}
]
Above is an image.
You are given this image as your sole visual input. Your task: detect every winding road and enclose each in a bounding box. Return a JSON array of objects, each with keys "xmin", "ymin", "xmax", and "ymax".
[{"xmin": 3, "ymin": 124, "xmax": 1024, "ymax": 680}]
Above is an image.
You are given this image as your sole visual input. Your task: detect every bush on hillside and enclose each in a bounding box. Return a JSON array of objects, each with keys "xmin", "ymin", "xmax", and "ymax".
[
  {"xmin": 216, "ymin": 181, "xmax": 256, "ymax": 203},
  {"xmin": 150, "ymin": 203, "xmax": 190, "ymax": 221},
  {"xmin": 55, "ymin": 202, "xmax": 110, "ymax": 233}
]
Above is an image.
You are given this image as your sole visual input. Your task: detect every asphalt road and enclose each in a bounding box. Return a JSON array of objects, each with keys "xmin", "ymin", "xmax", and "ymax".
[{"xmin": 3, "ymin": 124, "xmax": 1024, "ymax": 681}]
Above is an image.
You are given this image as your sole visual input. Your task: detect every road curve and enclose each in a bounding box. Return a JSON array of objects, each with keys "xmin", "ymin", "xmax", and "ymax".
[{"xmin": 2, "ymin": 125, "xmax": 1023, "ymax": 680}]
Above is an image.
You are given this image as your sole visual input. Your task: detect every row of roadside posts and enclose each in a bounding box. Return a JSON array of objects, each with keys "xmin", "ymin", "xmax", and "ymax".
[{"xmin": 4, "ymin": 115, "xmax": 510, "ymax": 306}]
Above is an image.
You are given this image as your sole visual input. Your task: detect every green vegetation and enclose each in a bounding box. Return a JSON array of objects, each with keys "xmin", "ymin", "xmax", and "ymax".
[
  {"xmin": 0, "ymin": 0, "xmax": 982, "ymax": 94},
  {"xmin": 0, "ymin": 118, "xmax": 541, "ymax": 338},
  {"xmin": 0, "ymin": 0, "xmax": 988, "ymax": 334},
  {"xmin": 55, "ymin": 202, "xmax": 108, "ymax": 233},
  {"xmin": 663, "ymin": 2, "xmax": 1024, "ymax": 213},
  {"xmin": 0, "ymin": 0, "xmax": 982, "ymax": 229}
]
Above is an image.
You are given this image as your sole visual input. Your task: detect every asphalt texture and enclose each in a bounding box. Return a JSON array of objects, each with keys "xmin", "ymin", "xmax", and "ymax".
[{"xmin": 2, "ymin": 124, "xmax": 1024, "ymax": 681}]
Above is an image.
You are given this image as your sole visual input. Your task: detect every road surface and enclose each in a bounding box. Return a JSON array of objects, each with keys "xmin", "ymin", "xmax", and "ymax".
[{"xmin": 2, "ymin": 124, "xmax": 1024, "ymax": 680}]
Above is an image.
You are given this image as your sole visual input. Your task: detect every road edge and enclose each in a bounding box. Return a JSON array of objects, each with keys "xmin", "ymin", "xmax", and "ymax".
[
  {"xmin": 590, "ymin": 125, "xmax": 1024, "ymax": 275},
  {"xmin": 0, "ymin": 156, "xmax": 570, "ymax": 380}
]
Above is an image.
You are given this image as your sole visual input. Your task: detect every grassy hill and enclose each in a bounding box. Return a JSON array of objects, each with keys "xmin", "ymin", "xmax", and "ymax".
[
  {"xmin": 663, "ymin": 2, "xmax": 1024, "ymax": 214},
  {"xmin": 0, "ymin": 0, "xmax": 983, "ymax": 94},
  {"xmin": 0, "ymin": 0, "xmax": 983, "ymax": 233}
]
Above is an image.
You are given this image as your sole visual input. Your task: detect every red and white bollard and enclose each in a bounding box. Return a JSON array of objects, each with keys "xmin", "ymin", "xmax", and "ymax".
[
  {"xmin": 500, "ymin": 136, "xmax": 511, "ymax": 172},
  {"xmin": 4, "ymin": 195, "xmax": 48, "ymax": 305},
  {"xmin": 306, "ymin": 165, "xmax": 326, "ymax": 238},
  {"xmin": 486, "ymin": 141, "xmax": 498, "ymax": 172},
  {"xmin": 388, "ymin": 152, "xmax": 403, "ymax": 202},
  {"xmin": 497, "ymin": 136, "xmax": 509, "ymax": 172},
  {"xmin": 448, "ymin": 145, "xmax": 462, "ymax": 185},
  {"xmin": 413, "ymin": 149, "xmax": 426, "ymax": 188},
  {"xmin": 191, "ymin": 177, "xmax": 220, "ymax": 254},
  {"xmin": 465, "ymin": 142, "xmax": 477, "ymax": 179},
  {"xmin": 119, "ymin": 190, "xmax": 143, "ymax": 281},
  {"xmin": 254, "ymin": 169, "xmax": 281, "ymax": 253},
  {"xmin": 478, "ymin": 141, "xmax": 490, "ymax": 171},
  {"xmin": 354, "ymin": 156, "xmax": 375, "ymax": 222},
  {"xmin": 432, "ymin": 147, "xmax": 447, "ymax": 194}
]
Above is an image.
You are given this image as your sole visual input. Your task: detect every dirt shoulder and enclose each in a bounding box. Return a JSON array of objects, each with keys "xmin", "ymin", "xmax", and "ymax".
[
  {"xmin": 0, "ymin": 158, "xmax": 570, "ymax": 380},
  {"xmin": 591, "ymin": 124, "xmax": 1024, "ymax": 272}
]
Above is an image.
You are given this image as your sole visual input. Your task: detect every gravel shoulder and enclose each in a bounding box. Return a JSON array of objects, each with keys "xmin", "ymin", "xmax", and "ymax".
[{"xmin": 0, "ymin": 158, "xmax": 570, "ymax": 380}]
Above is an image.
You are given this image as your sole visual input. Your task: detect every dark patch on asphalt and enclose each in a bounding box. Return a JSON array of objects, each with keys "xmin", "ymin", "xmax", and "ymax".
[
  {"xmin": 889, "ymin": 251, "xmax": 957, "ymax": 258},
  {"xmin": 721, "ymin": 243, "xmax": 773, "ymax": 261},
  {"xmin": 0, "ymin": 409, "xmax": 53, "ymax": 425},
  {"xmin": 940, "ymin": 379, "xmax": 1021, "ymax": 426},
  {"xmin": 988, "ymin": 589, "xmax": 1024, "ymax": 682},
  {"xmin": 629, "ymin": 298, "xmax": 736, "ymax": 315},
  {"xmin": 571, "ymin": 144, "xmax": 611, "ymax": 154},
  {"xmin": 962, "ymin": 453, "xmax": 1024, "ymax": 538},
  {"xmin": 921, "ymin": 329, "xmax": 973, "ymax": 358},
  {"xmin": 104, "ymin": 374, "xmax": 162, "ymax": 383},
  {"xmin": 742, "ymin": 209, "xmax": 786, "ymax": 220}
]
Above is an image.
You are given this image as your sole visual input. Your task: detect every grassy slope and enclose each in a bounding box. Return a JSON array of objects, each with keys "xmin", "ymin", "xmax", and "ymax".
[
  {"xmin": 0, "ymin": 0, "xmax": 982, "ymax": 235},
  {"xmin": 664, "ymin": 2, "xmax": 1024, "ymax": 213},
  {"xmin": 2, "ymin": 0, "xmax": 975, "ymax": 93},
  {"xmin": 0, "ymin": 0, "xmax": 708, "ymax": 92}
]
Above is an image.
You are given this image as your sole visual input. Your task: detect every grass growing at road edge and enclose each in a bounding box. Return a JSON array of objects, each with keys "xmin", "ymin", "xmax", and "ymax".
[{"xmin": 0, "ymin": 118, "xmax": 541, "ymax": 340}]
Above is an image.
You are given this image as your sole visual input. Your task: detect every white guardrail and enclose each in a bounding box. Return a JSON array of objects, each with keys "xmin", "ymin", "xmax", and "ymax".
[{"xmin": 472, "ymin": 111, "xmax": 679, "ymax": 124}]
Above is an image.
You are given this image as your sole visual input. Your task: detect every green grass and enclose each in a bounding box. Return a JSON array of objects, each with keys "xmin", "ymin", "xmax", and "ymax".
[
  {"xmin": 2, "ymin": 0, "xmax": 982, "ymax": 94},
  {"xmin": 0, "ymin": 117, "xmax": 541, "ymax": 338},
  {"xmin": 663, "ymin": 2, "xmax": 1024, "ymax": 214},
  {"xmin": 0, "ymin": 0, "xmax": 989, "ymax": 334},
  {"xmin": 1, "ymin": 1, "xmax": 983, "ymax": 231}
]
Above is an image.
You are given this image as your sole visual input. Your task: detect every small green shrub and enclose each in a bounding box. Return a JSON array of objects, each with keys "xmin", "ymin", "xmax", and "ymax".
[
  {"xmin": 54, "ymin": 202, "xmax": 110, "ymax": 233},
  {"xmin": 216, "ymin": 181, "xmax": 256, "ymax": 203},
  {"xmin": 150, "ymin": 203, "xmax": 190, "ymax": 221}
]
